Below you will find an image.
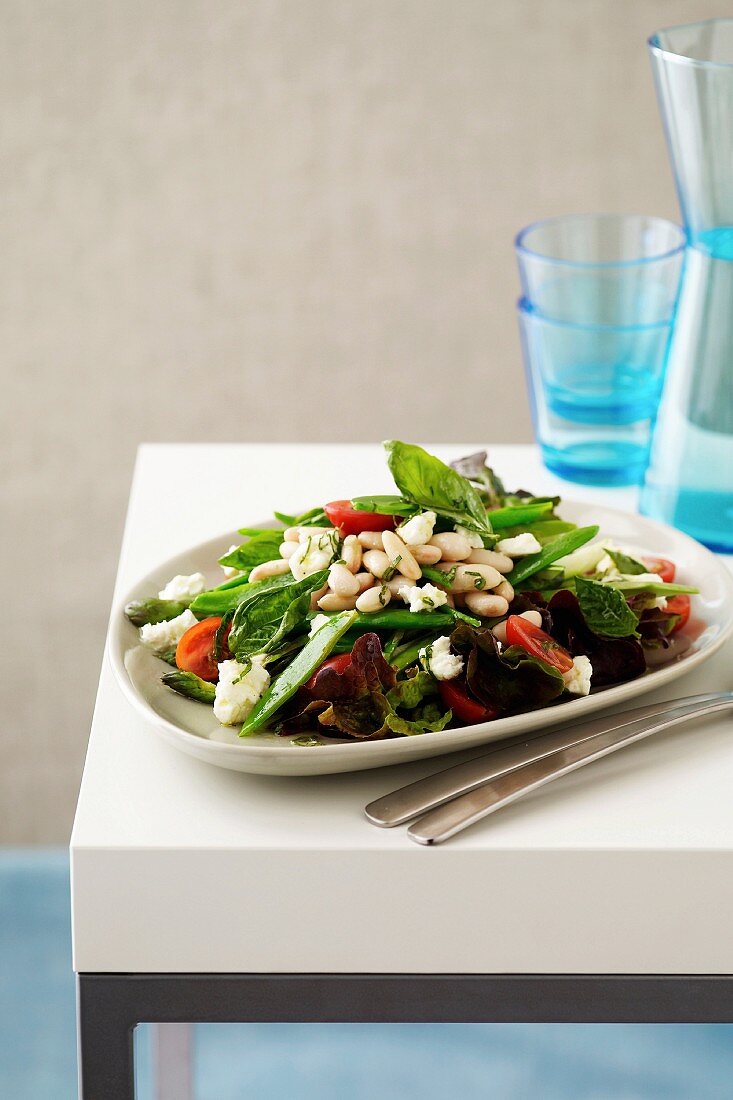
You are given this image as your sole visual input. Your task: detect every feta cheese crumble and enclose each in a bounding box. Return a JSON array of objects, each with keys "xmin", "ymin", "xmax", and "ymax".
[
  {"xmin": 221, "ymin": 546, "xmax": 243, "ymax": 579},
  {"xmin": 454, "ymin": 524, "xmax": 484, "ymax": 549},
  {"xmin": 397, "ymin": 510, "xmax": 437, "ymax": 546},
  {"xmin": 139, "ymin": 609, "xmax": 198, "ymax": 653},
  {"xmin": 290, "ymin": 530, "xmax": 339, "ymax": 581},
  {"xmin": 495, "ymin": 533, "xmax": 542, "ymax": 558},
  {"xmin": 308, "ymin": 613, "xmax": 331, "ymax": 637},
  {"xmin": 158, "ymin": 572, "xmax": 206, "ymax": 601},
  {"xmin": 562, "ymin": 655, "xmax": 593, "ymax": 697},
  {"xmin": 213, "ymin": 656, "xmax": 270, "ymax": 726},
  {"xmin": 399, "ymin": 582, "xmax": 448, "ymax": 613},
  {"xmin": 420, "ymin": 635, "xmax": 464, "ymax": 681}
]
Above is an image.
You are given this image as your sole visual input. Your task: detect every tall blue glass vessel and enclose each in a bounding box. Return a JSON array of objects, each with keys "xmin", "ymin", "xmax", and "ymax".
[{"xmin": 640, "ymin": 19, "xmax": 733, "ymax": 551}]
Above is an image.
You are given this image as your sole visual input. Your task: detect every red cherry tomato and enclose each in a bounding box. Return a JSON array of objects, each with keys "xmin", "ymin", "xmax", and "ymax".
[
  {"xmin": 303, "ymin": 652, "xmax": 353, "ymax": 695},
  {"xmin": 438, "ymin": 680, "xmax": 498, "ymax": 725},
  {"xmin": 324, "ymin": 500, "xmax": 397, "ymax": 536},
  {"xmin": 666, "ymin": 594, "xmax": 691, "ymax": 632},
  {"xmin": 643, "ymin": 556, "xmax": 676, "ymax": 583},
  {"xmin": 176, "ymin": 617, "xmax": 230, "ymax": 682},
  {"xmin": 505, "ymin": 615, "xmax": 574, "ymax": 674}
]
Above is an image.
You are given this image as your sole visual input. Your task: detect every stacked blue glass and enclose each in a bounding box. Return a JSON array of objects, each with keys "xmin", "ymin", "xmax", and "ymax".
[{"xmin": 515, "ymin": 213, "xmax": 685, "ymax": 486}]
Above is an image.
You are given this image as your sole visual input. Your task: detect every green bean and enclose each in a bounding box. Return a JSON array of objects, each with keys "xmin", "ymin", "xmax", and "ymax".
[{"xmin": 510, "ymin": 526, "xmax": 599, "ymax": 586}]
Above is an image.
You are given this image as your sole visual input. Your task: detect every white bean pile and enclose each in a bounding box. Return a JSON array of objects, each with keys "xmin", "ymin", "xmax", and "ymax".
[{"xmin": 245, "ymin": 518, "xmax": 518, "ymax": 618}]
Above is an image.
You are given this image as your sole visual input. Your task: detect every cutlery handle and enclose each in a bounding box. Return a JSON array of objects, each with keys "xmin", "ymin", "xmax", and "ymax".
[
  {"xmin": 407, "ymin": 693, "xmax": 733, "ymax": 846},
  {"xmin": 366, "ymin": 693, "xmax": 729, "ymax": 828}
]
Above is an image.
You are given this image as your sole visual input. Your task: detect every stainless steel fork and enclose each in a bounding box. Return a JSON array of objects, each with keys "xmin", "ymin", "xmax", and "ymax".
[{"xmin": 364, "ymin": 692, "xmax": 733, "ymax": 845}]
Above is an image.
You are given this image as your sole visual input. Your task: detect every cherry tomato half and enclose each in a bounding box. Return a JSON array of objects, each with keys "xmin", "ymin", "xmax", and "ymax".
[
  {"xmin": 438, "ymin": 680, "xmax": 498, "ymax": 725},
  {"xmin": 666, "ymin": 594, "xmax": 691, "ymax": 632},
  {"xmin": 643, "ymin": 556, "xmax": 676, "ymax": 583},
  {"xmin": 303, "ymin": 652, "xmax": 353, "ymax": 695},
  {"xmin": 324, "ymin": 500, "xmax": 397, "ymax": 536},
  {"xmin": 175, "ymin": 617, "xmax": 230, "ymax": 682},
  {"xmin": 504, "ymin": 615, "xmax": 574, "ymax": 674}
]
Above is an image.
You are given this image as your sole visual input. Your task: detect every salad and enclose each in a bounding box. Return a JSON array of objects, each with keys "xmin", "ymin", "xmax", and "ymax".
[{"xmin": 125, "ymin": 442, "xmax": 698, "ymax": 742}]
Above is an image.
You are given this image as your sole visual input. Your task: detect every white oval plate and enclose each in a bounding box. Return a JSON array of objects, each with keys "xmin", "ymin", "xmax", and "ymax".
[{"xmin": 109, "ymin": 502, "xmax": 733, "ymax": 776}]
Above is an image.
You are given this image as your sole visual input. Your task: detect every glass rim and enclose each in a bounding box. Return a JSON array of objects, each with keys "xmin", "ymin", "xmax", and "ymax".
[
  {"xmin": 516, "ymin": 297, "xmax": 674, "ymax": 334},
  {"xmin": 649, "ymin": 18, "xmax": 733, "ymax": 70},
  {"xmin": 514, "ymin": 213, "xmax": 686, "ymax": 269}
]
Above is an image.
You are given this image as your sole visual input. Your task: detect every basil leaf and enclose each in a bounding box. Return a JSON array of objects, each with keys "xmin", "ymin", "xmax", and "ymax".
[
  {"xmin": 273, "ymin": 507, "xmax": 331, "ymax": 528},
  {"xmin": 229, "ymin": 570, "xmax": 328, "ymax": 660},
  {"xmin": 218, "ymin": 531, "xmax": 284, "ymax": 574},
  {"xmin": 605, "ymin": 548, "xmax": 647, "ymax": 575},
  {"xmin": 350, "ymin": 494, "xmax": 418, "ymax": 517},
  {"xmin": 575, "ymin": 576, "xmax": 639, "ymax": 638},
  {"xmin": 384, "ymin": 440, "xmax": 493, "ymax": 536},
  {"xmin": 509, "ymin": 526, "xmax": 599, "ymax": 586},
  {"xmin": 191, "ymin": 571, "xmax": 296, "ymax": 617},
  {"xmin": 240, "ymin": 610, "xmax": 358, "ymax": 735}
]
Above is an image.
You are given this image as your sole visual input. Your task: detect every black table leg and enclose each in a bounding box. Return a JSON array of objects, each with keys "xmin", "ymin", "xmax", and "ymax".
[{"xmin": 76, "ymin": 972, "xmax": 733, "ymax": 1098}]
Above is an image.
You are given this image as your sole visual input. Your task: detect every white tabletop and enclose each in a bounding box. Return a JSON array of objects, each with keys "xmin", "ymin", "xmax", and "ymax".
[{"xmin": 71, "ymin": 444, "xmax": 733, "ymax": 975}]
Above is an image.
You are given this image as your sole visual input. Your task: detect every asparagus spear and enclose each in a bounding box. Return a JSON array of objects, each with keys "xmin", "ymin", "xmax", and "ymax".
[
  {"xmin": 125, "ymin": 598, "xmax": 191, "ymax": 627},
  {"xmin": 162, "ymin": 670, "xmax": 216, "ymax": 703}
]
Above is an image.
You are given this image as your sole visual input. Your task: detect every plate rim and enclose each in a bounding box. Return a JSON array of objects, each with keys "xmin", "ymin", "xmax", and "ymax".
[{"xmin": 109, "ymin": 501, "xmax": 733, "ymax": 768}]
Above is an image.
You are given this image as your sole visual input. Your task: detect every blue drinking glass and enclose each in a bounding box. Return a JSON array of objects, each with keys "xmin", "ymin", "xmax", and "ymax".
[
  {"xmin": 516, "ymin": 214, "xmax": 685, "ymax": 326},
  {"xmin": 518, "ymin": 299, "xmax": 673, "ymax": 486},
  {"xmin": 640, "ymin": 19, "xmax": 733, "ymax": 551}
]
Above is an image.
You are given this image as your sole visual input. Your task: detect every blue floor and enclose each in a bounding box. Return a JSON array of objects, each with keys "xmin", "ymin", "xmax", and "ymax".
[{"xmin": 3, "ymin": 851, "xmax": 733, "ymax": 1099}]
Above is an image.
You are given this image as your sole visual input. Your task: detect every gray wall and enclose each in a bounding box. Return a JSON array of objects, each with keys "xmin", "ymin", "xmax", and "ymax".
[{"xmin": 2, "ymin": 0, "xmax": 725, "ymax": 842}]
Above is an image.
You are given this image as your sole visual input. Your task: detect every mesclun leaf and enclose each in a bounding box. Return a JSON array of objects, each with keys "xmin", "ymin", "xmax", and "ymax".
[
  {"xmin": 387, "ymin": 671, "xmax": 439, "ymax": 710},
  {"xmin": 509, "ymin": 526, "xmax": 599, "ymax": 586},
  {"xmin": 575, "ymin": 576, "xmax": 640, "ymax": 638},
  {"xmin": 449, "ymin": 451, "xmax": 506, "ymax": 509},
  {"xmin": 218, "ymin": 531, "xmax": 284, "ymax": 574},
  {"xmin": 449, "ymin": 622, "xmax": 565, "ymax": 716},
  {"xmin": 384, "ymin": 440, "xmax": 494, "ymax": 537},
  {"xmin": 385, "ymin": 705, "xmax": 452, "ymax": 736},
  {"xmin": 350, "ymin": 495, "xmax": 418, "ymax": 517},
  {"xmin": 229, "ymin": 570, "xmax": 328, "ymax": 660},
  {"xmin": 605, "ymin": 548, "xmax": 647, "ymax": 575},
  {"xmin": 125, "ymin": 598, "xmax": 191, "ymax": 627}
]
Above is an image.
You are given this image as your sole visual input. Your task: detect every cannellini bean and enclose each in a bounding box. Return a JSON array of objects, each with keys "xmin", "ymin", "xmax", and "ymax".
[
  {"xmin": 494, "ymin": 579, "xmax": 514, "ymax": 602},
  {"xmin": 362, "ymin": 549, "xmax": 391, "ymax": 578},
  {"xmin": 309, "ymin": 583, "xmax": 329, "ymax": 610},
  {"xmin": 342, "ymin": 534, "xmax": 362, "ymax": 574},
  {"xmin": 356, "ymin": 585, "xmax": 391, "ymax": 613},
  {"xmin": 318, "ymin": 591, "xmax": 358, "ymax": 612},
  {"xmin": 354, "ymin": 572, "xmax": 375, "ymax": 592},
  {"xmin": 428, "ymin": 532, "xmax": 473, "ymax": 561},
  {"xmin": 521, "ymin": 609, "xmax": 543, "ymax": 627},
  {"xmin": 357, "ymin": 531, "xmax": 384, "ymax": 550},
  {"xmin": 492, "ymin": 620, "xmax": 508, "ymax": 644},
  {"xmin": 411, "ymin": 544, "xmax": 442, "ymax": 565},
  {"xmin": 384, "ymin": 575, "xmax": 411, "ymax": 598},
  {"xmin": 248, "ymin": 558, "xmax": 292, "ymax": 582},
  {"xmin": 279, "ymin": 540, "xmax": 300, "ymax": 559},
  {"xmin": 436, "ymin": 562, "xmax": 503, "ymax": 593},
  {"xmin": 328, "ymin": 562, "xmax": 360, "ymax": 598},
  {"xmin": 464, "ymin": 592, "xmax": 509, "ymax": 618},
  {"xmin": 466, "ymin": 548, "xmax": 514, "ymax": 573},
  {"xmin": 284, "ymin": 526, "xmax": 331, "ymax": 543},
  {"xmin": 382, "ymin": 530, "xmax": 421, "ymax": 581}
]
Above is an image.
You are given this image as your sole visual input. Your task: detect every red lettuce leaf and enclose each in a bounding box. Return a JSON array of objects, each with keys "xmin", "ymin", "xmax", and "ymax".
[{"xmin": 546, "ymin": 590, "xmax": 646, "ymax": 685}]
